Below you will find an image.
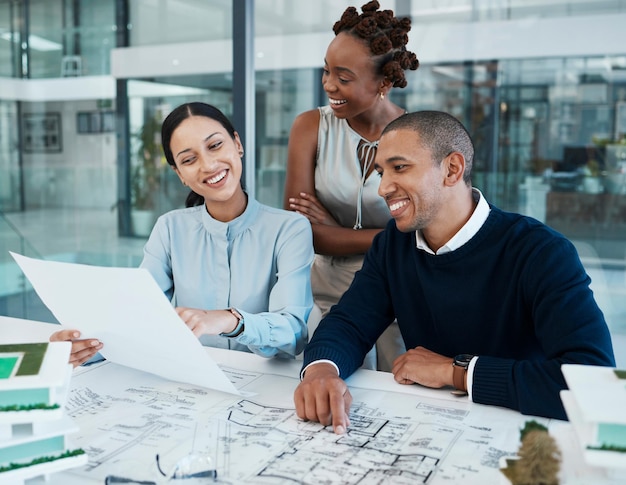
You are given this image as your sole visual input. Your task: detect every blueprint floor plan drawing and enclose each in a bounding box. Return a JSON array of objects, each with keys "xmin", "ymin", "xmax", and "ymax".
[
  {"xmin": 225, "ymin": 399, "xmax": 458, "ymax": 484},
  {"xmin": 61, "ymin": 355, "xmax": 537, "ymax": 484}
]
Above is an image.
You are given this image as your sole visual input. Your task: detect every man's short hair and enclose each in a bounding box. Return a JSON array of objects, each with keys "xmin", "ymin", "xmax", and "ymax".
[{"xmin": 382, "ymin": 111, "xmax": 474, "ymax": 184}]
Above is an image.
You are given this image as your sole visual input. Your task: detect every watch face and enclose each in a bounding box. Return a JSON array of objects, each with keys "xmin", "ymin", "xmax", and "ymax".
[{"xmin": 454, "ymin": 354, "xmax": 474, "ymax": 367}]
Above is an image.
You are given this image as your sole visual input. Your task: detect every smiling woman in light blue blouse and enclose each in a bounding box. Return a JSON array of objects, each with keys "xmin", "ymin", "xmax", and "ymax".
[{"xmin": 51, "ymin": 102, "xmax": 314, "ymax": 365}]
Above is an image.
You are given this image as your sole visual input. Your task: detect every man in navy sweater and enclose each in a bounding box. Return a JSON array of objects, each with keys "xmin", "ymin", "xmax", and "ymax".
[{"xmin": 294, "ymin": 110, "xmax": 615, "ymax": 434}]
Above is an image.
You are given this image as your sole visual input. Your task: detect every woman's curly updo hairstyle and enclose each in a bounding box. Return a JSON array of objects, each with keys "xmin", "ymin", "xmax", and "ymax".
[{"xmin": 333, "ymin": 0, "xmax": 419, "ymax": 88}]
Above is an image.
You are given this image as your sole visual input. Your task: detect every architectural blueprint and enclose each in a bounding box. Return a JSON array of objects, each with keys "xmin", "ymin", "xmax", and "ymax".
[{"xmin": 61, "ymin": 353, "xmax": 541, "ymax": 485}]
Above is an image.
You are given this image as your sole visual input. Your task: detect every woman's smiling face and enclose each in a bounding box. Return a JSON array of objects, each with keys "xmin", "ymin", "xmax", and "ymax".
[
  {"xmin": 322, "ymin": 32, "xmax": 384, "ymax": 119},
  {"xmin": 170, "ymin": 115, "xmax": 244, "ymax": 208}
]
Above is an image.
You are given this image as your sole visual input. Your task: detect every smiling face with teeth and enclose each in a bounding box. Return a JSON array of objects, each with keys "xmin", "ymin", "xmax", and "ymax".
[
  {"xmin": 322, "ymin": 32, "xmax": 388, "ymax": 119},
  {"xmin": 170, "ymin": 115, "xmax": 247, "ymax": 222},
  {"xmin": 375, "ymin": 129, "xmax": 449, "ymax": 235}
]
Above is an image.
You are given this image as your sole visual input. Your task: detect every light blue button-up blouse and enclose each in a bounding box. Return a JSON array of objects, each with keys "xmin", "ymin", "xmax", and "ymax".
[{"xmin": 140, "ymin": 196, "xmax": 314, "ymax": 359}]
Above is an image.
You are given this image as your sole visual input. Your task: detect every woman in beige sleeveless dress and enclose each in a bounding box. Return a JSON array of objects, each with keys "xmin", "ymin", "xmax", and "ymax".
[{"xmin": 284, "ymin": 1, "xmax": 419, "ymax": 371}]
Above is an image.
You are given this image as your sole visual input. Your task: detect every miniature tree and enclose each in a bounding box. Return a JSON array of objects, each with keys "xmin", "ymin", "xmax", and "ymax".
[{"xmin": 501, "ymin": 420, "xmax": 562, "ymax": 485}]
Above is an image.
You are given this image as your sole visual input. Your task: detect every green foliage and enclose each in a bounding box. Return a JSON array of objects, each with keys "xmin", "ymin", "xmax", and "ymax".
[
  {"xmin": 614, "ymin": 369, "xmax": 626, "ymax": 379},
  {"xmin": 519, "ymin": 420, "xmax": 548, "ymax": 441},
  {"xmin": 583, "ymin": 159, "xmax": 601, "ymax": 177},
  {"xmin": 0, "ymin": 448, "xmax": 85, "ymax": 473},
  {"xmin": 593, "ymin": 134, "xmax": 626, "ymax": 146},
  {"xmin": 592, "ymin": 135, "xmax": 612, "ymax": 147},
  {"xmin": 0, "ymin": 403, "xmax": 60, "ymax": 412},
  {"xmin": 132, "ymin": 115, "xmax": 163, "ymax": 210},
  {"xmin": 588, "ymin": 443, "xmax": 626, "ymax": 453}
]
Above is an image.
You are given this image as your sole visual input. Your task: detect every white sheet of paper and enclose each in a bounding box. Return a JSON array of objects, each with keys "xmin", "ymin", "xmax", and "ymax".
[{"xmin": 10, "ymin": 251, "xmax": 239, "ymax": 396}]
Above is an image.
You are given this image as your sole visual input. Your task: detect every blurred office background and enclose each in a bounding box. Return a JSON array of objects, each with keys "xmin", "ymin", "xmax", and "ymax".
[{"xmin": 0, "ymin": 0, "xmax": 624, "ymax": 362}]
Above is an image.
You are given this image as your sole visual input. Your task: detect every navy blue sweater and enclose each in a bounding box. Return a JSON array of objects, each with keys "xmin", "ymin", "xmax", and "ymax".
[{"xmin": 303, "ymin": 206, "xmax": 615, "ymax": 420}]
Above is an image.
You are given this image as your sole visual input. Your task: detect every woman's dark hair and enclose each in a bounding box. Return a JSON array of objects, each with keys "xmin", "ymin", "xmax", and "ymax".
[
  {"xmin": 333, "ymin": 0, "xmax": 419, "ymax": 88},
  {"xmin": 161, "ymin": 102, "xmax": 238, "ymax": 207}
]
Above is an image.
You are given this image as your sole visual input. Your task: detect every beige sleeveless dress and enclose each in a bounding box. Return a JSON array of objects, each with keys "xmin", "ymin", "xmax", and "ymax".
[{"xmin": 310, "ymin": 105, "xmax": 404, "ymax": 371}]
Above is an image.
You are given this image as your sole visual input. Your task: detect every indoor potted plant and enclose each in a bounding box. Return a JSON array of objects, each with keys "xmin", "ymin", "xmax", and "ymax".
[
  {"xmin": 131, "ymin": 115, "xmax": 164, "ymax": 237},
  {"xmin": 500, "ymin": 420, "xmax": 561, "ymax": 485}
]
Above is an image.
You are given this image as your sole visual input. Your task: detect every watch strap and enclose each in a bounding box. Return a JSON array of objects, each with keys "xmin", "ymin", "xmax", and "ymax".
[
  {"xmin": 220, "ymin": 308, "xmax": 245, "ymax": 338},
  {"xmin": 452, "ymin": 363, "xmax": 467, "ymax": 392}
]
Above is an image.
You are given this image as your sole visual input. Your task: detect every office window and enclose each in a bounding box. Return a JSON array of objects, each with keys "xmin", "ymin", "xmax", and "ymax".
[
  {"xmin": 0, "ymin": 1, "xmax": 18, "ymax": 77},
  {"xmin": 0, "ymin": 101, "xmax": 19, "ymax": 212},
  {"xmin": 129, "ymin": 0, "xmax": 232, "ymax": 46},
  {"xmin": 27, "ymin": 0, "xmax": 65, "ymax": 78}
]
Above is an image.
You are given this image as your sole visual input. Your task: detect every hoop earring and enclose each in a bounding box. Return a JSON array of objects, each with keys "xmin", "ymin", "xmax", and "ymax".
[
  {"xmin": 380, "ymin": 92, "xmax": 385, "ymax": 100},
  {"xmin": 239, "ymin": 150, "xmax": 244, "ymax": 157}
]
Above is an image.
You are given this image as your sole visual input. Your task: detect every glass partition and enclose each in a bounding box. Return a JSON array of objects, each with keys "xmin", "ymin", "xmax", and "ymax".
[
  {"xmin": 19, "ymin": 99, "xmax": 117, "ymax": 211},
  {"xmin": 70, "ymin": 2, "xmax": 116, "ymax": 76},
  {"xmin": 410, "ymin": 0, "xmax": 626, "ymax": 23},
  {"xmin": 22, "ymin": 0, "xmax": 115, "ymax": 79},
  {"xmin": 0, "ymin": 0, "xmax": 18, "ymax": 77},
  {"xmin": 27, "ymin": 0, "xmax": 64, "ymax": 78},
  {"xmin": 255, "ymin": 69, "xmax": 319, "ymax": 208},
  {"xmin": 0, "ymin": 100, "xmax": 20, "ymax": 212},
  {"xmin": 129, "ymin": 0, "xmax": 232, "ymax": 46},
  {"xmin": 0, "ymin": 212, "xmax": 56, "ymax": 322}
]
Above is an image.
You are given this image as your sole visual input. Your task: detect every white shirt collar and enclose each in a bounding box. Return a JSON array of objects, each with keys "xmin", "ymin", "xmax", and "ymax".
[{"xmin": 415, "ymin": 188, "xmax": 490, "ymax": 255}]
